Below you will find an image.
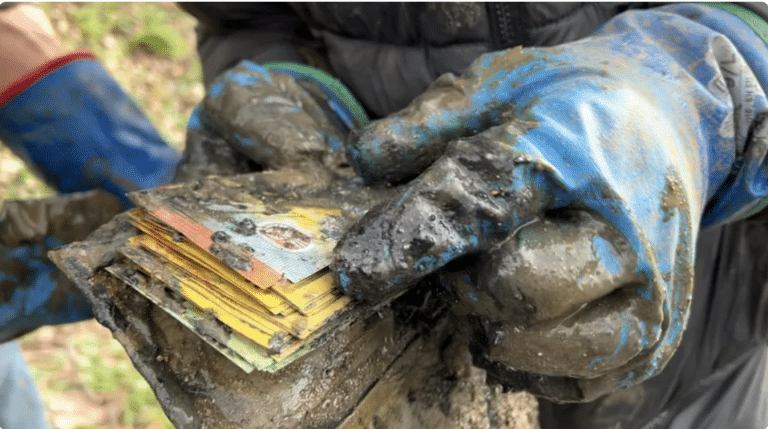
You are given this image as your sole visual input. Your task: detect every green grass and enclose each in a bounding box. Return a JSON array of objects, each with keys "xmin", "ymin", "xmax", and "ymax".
[
  {"xmin": 128, "ymin": 25, "xmax": 189, "ymax": 58},
  {"xmin": 21, "ymin": 323, "xmax": 175, "ymax": 429},
  {"xmin": 72, "ymin": 334, "xmax": 173, "ymax": 428}
]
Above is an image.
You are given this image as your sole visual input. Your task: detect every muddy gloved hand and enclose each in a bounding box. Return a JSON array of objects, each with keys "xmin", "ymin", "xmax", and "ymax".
[
  {"xmin": 0, "ymin": 191, "xmax": 124, "ymax": 342},
  {"xmin": 174, "ymin": 61, "xmax": 370, "ymax": 181},
  {"xmin": 333, "ymin": 4, "xmax": 768, "ymax": 401}
]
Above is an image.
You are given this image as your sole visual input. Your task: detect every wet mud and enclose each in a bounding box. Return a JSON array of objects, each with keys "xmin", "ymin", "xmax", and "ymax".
[
  {"xmin": 208, "ymin": 242, "xmax": 253, "ymax": 272},
  {"xmin": 0, "ymin": 189, "xmax": 124, "ymax": 247},
  {"xmin": 332, "ymin": 135, "xmax": 548, "ymax": 305},
  {"xmin": 338, "ymin": 319, "xmax": 539, "ymax": 429},
  {"xmin": 53, "ymin": 211, "xmax": 412, "ymax": 428},
  {"xmin": 199, "ymin": 63, "xmax": 348, "ymax": 173},
  {"xmin": 173, "ymin": 126, "xmax": 256, "ymax": 184},
  {"xmin": 51, "ymin": 170, "xmax": 541, "ymax": 428},
  {"xmin": 448, "ymin": 210, "xmax": 642, "ymax": 326}
]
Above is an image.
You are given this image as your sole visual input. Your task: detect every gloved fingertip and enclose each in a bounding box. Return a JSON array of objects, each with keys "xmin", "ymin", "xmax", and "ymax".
[
  {"xmin": 331, "ymin": 208, "xmax": 417, "ymax": 303},
  {"xmin": 331, "ymin": 235, "xmax": 401, "ymax": 304}
]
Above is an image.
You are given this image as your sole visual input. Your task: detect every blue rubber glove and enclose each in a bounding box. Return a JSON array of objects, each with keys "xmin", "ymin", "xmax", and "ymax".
[
  {"xmin": 333, "ymin": 4, "xmax": 768, "ymax": 401},
  {"xmin": 174, "ymin": 60, "xmax": 370, "ymax": 181},
  {"xmin": 0, "ymin": 52, "xmax": 180, "ymax": 207},
  {"xmin": 0, "ymin": 53, "xmax": 180, "ymax": 339}
]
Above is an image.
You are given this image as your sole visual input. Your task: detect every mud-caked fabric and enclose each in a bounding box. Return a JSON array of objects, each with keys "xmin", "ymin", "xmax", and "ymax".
[
  {"xmin": 0, "ymin": 191, "xmax": 124, "ymax": 342},
  {"xmin": 0, "ymin": 54, "xmax": 181, "ymax": 208},
  {"xmin": 331, "ymin": 4, "xmax": 768, "ymax": 403}
]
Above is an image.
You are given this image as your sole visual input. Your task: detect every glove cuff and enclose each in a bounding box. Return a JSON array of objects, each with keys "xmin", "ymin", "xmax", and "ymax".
[
  {"xmin": 0, "ymin": 50, "xmax": 96, "ymax": 107},
  {"xmin": 263, "ymin": 61, "xmax": 370, "ymax": 130},
  {"xmin": 703, "ymin": 3, "xmax": 768, "ymax": 46}
]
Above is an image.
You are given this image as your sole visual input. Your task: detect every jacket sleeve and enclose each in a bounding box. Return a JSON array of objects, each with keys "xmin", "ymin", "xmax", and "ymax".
[{"xmin": 178, "ymin": 3, "xmax": 318, "ymax": 87}]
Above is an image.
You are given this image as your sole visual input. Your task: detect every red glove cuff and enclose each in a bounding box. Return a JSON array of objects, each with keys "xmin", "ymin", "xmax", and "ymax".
[{"xmin": 0, "ymin": 51, "xmax": 96, "ymax": 108}]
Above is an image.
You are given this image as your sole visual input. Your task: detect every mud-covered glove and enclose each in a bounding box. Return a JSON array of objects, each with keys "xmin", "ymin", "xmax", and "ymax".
[
  {"xmin": 332, "ymin": 4, "xmax": 768, "ymax": 401},
  {"xmin": 0, "ymin": 52, "xmax": 180, "ymax": 339},
  {"xmin": 0, "ymin": 191, "xmax": 124, "ymax": 342},
  {"xmin": 174, "ymin": 61, "xmax": 370, "ymax": 181}
]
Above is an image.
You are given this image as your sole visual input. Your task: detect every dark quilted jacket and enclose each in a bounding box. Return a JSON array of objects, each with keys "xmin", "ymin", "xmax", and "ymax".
[{"xmin": 180, "ymin": 2, "xmax": 653, "ymax": 117}]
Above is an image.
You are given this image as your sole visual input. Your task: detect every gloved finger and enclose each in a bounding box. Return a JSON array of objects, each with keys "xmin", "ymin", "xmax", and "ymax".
[
  {"xmin": 443, "ymin": 210, "xmax": 662, "ymax": 381},
  {"xmin": 332, "ymin": 125, "xmax": 552, "ymax": 304},
  {"xmin": 201, "ymin": 62, "xmax": 347, "ymax": 170},
  {"xmin": 346, "ymin": 47, "xmax": 542, "ymax": 184}
]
